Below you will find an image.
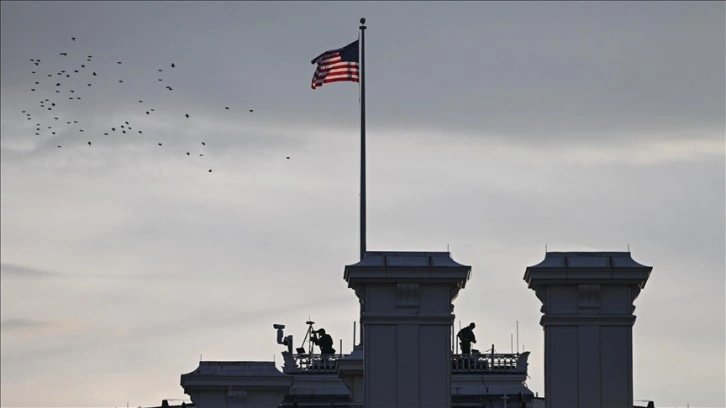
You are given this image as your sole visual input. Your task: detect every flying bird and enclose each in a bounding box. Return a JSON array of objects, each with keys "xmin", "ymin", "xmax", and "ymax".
[
  {"xmin": 208, "ymin": 169, "xmax": 212, "ymax": 172},
  {"xmin": 186, "ymin": 152, "xmax": 190, "ymax": 156},
  {"xmin": 117, "ymin": 61, "xmax": 122, "ymax": 64},
  {"xmin": 60, "ymin": 52, "xmax": 67, "ymax": 56},
  {"xmin": 225, "ymin": 107, "xmax": 229, "ymax": 110},
  {"xmin": 201, "ymin": 142, "xmax": 205, "ymax": 145},
  {"xmin": 185, "ymin": 114, "xmax": 190, "ymax": 118},
  {"xmin": 71, "ymin": 37, "xmax": 76, "ymax": 41},
  {"xmin": 171, "ymin": 63, "xmax": 175, "ymax": 68},
  {"xmin": 92, "ymin": 72, "xmax": 97, "ymax": 76},
  {"xmin": 158, "ymin": 143, "xmax": 162, "ymax": 146},
  {"xmin": 88, "ymin": 141, "xmax": 92, "ymax": 145},
  {"xmin": 249, "ymin": 109, "xmax": 254, "ymax": 112}
]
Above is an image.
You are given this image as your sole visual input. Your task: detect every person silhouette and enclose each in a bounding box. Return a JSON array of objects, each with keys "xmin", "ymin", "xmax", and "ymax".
[
  {"xmin": 457, "ymin": 322, "xmax": 477, "ymax": 355},
  {"xmin": 311, "ymin": 328, "xmax": 336, "ymax": 355}
]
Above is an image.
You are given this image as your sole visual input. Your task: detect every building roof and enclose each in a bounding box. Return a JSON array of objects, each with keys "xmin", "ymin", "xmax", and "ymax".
[
  {"xmin": 523, "ymin": 251, "xmax": 652, "ymax": 288},
  {"xmin": 347, "ymin": 251, "xmax": 468, "ymax": 268},
  {"xmin": 526, "ymin": 252, "xmax": 650, "ymax": 269}
]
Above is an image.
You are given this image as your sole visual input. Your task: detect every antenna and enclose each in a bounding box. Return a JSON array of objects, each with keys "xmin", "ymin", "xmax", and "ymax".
[
  {"xmin": 447, "ymin": 243, "xmax": 449, "ymax": 252},
  {"xmin": 545, "ymin": 243, "xmax": 548, "ymax": 253},
  {"xmin": 627, "ymin": 243, "xmax": 631, "ymax": 252},
  {"xmin": 353, "ymin": 321, "xmax": 356, "ymax": 347},
  {"xmin": 511, "ymin": 333, "xmax": 513, "ymax": 354},
  {"xmin": 516, "ymin": 320, "xmax": 519, "ymax": 355}
]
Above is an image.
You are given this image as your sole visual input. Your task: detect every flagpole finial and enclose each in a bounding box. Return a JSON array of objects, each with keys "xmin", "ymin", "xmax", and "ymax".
[{"xmin": 360, "ymin": 17, "xmax": 366, "ymax": 25}]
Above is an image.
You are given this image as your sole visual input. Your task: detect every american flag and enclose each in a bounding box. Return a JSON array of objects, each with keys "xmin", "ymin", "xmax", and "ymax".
[{"xmin": 310, "ymin": 40, "xmax": 359, "ymax": 90}]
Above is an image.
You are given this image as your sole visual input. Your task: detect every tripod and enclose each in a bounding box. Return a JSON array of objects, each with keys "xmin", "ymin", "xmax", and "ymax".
[{"xmin": 299, "ymin": 320, "xmax": 317, "ymax": 355}]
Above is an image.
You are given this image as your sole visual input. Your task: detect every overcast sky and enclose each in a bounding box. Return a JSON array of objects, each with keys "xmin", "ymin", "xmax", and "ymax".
[{"xmin": 1, "ymin": 2, "xmax": 724, "ymax": 407}]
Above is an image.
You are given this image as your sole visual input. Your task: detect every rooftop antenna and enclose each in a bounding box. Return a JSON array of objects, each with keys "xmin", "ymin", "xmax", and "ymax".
[
  {"xmin": 545, "ymin": 243, "xmax": 548, "ymax": 253},
  {"xmin": 353, "ymin": 320, "xmax": 356, "ymax": 347},
  {"xmin": 447, "ymin": 243, "xmax": 449, "ymax": 252},
  {"xmin": 511, "ymin": 333, "xmax": 513, "ymax": 354},
  {"xmin": 516, "ymin": 320, "xmax": 519, "ymax": 355},
  {"xmin": 627, "ymin": 243, "xmax": 631, "ymax": 252}
]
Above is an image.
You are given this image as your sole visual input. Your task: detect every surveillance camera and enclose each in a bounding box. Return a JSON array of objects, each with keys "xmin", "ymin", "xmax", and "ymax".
[{"xmin": 273, "ymin": 324, "xmax": 285, "ymax": 329}]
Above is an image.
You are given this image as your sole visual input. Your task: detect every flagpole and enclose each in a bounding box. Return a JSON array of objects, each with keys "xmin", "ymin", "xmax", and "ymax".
[{"xmin": 359, "ymin": 17, "xmax": 367, "ymax": 261}]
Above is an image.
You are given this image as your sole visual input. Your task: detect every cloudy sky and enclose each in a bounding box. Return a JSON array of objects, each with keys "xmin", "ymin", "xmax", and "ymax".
[{"xmin": 1, "ymin": 2, "xmax": 723, "ymax": 407}]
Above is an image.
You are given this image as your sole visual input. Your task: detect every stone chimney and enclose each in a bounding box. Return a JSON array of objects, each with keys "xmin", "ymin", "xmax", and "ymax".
[
  {"xmin": 524, "ymin": 252, "xmax": 652, "ymax": 408},
  {"xmin": 345, "ymin": 251, "xmax": 471, "ymax": 408}
]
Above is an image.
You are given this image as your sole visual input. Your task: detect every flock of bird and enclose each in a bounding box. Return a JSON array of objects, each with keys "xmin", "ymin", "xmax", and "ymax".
[{"xmin": 17, "ymin": 36, "xmax": 276, "ymax": 173}]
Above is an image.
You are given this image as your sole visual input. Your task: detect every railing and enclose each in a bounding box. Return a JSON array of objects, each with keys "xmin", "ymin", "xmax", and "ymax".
[
  {"xmin": 282, "ymin": 352, "xmax": 342, "ymax": 374},
  {"xmin": 452, "ymin": 351, "xmax": 529, "ymax": 373},
  {"xmin": 281, "ymin": 350, "xmax": 529, "ymax": 375}
]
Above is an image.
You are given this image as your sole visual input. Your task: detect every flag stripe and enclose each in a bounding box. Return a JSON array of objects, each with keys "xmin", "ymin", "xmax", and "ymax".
[{"xmin": 310, "ymin": 40, "xmax": 359, "ymax": 90}]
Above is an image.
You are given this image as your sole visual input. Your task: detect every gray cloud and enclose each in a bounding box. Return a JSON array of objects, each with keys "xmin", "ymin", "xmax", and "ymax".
[
  {"xmin": 0, "ymin": 263, "xmax": 60, "ymax": 278},
  {"xmin": 0, "ymin": 318, "xmax": 49, "ymax": 331}
]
